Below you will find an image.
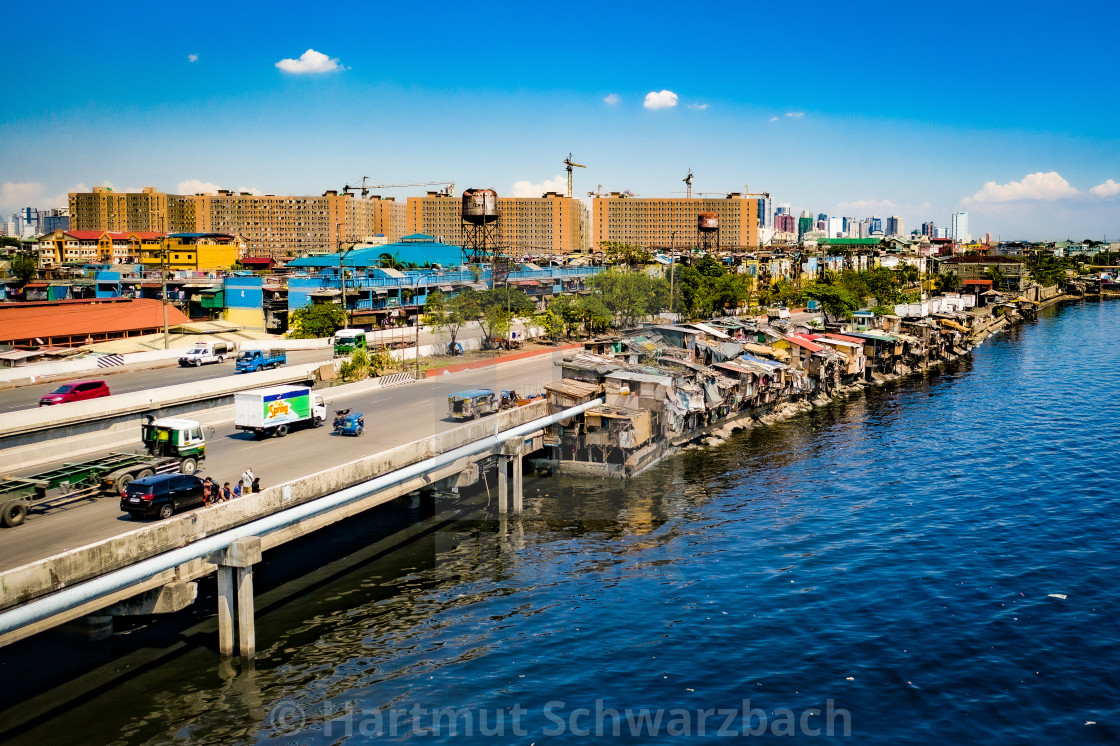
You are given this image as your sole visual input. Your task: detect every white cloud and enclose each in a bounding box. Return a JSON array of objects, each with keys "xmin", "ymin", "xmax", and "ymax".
[
  {"xmin": 643, "ymin": 90, "xmax": 678, "ymax": 110},
  {"xmin": 510, "ymin": 175, "xmax": 568, "ymax": 198},
  {"xmin": 785, "ymin": 111, "xmax": 804, "ymax": 118},
  {"xmin": 603, "ymin": 93, "xmax": 620, "ymax": 105},
  {"xmin": 179, "ymin": 179, "xmax": 222, "ymax": 194},
  {"xmin": 0, "ymin": 182, "xmax": 46, "ymax": 211},
  {"xmin": 188, "ymin": 54, "xmax": 198, "ymax": 63},
  {"xmin": 964, "ymin": 171, "xmax": 1080, "ymax": 204},
  {"xmin": 688, "ymin": 103, "xmax": 710, "ymax": 111},
  {"xmin": 275, "ymin": 49, "xmax": 343, "ymax": 74},
  {"xmin": 836, "ymin": 199, "xmax": 897, "ymax": 211},
  {"xmin": 1089, "ymin": 179, "xmax": 1120, "ymax": 198},
  {"xmin": 769, "ymin": 116, "xmax": 779, "ymax": 122}
]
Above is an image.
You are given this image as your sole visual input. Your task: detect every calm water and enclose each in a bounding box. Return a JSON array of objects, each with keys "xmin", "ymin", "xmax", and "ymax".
[{"xmin": 4, "ymin": 300, "xmax": 1119, "ymax": 744}]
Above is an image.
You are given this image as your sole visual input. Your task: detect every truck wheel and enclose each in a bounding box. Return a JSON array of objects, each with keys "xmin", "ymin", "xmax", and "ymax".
[
  {"xmin": 356, "ymin": 426, "xmax": 364, "ymax": 436},
  {"xmin": 180, "ymin": 457, "xmax": 198, "ymax": 475},
  {"xmin": 217, "ymin": 356, "xmax": 224, "ymax": 364},
  {"xmin": 136, "ymin": 469, "xmax": 154, "ymax": 479},
  {"xmin": 256, "ymin": 365, "xmax": 263, "ymax": 372},
  {"xmin": 116, "ymin": 473, "xmax": 134, "ymax": 492},
  {"xmin": 276, "ymin": 424, "xmax": 289, "ymax": 437},
  {"xmin": 194, "ymin": 359, "xmax": 202, "ymax": 367},
  {"xmin": 1, "ymin": 501, "xmax": 28, "ymax": 528},
  {"xmin": 158, "ymin": 504, "xmax": 174, "ymax": 520},
  {"xmin": 313, "ymin": 416, "xmax": 323, "ymax": 428}
]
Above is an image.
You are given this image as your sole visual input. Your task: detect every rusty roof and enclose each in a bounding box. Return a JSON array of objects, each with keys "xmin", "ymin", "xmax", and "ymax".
[{"xmin": 0, "ymin": 298, "xmax": 190, "ymax": 344}]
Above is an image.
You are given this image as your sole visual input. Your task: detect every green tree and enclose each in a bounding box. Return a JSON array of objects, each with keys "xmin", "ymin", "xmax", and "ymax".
[
  {"xmin": 937, "ymin": 271, "xmax": 963, "ymax": 293},
  {"xmin": 288, "ymin": 303, "xmax": 347, "ymax": 339},
  {"xmin": 11, "ymin": 253, "xmax": 38, "ymax": 284},
  {"xmin": 338, "ymin": 347, "xmax": 371, "ymax": 382},
  {"xmin": 601, "ymin": 241, "xmax": 652, "ymax": 269},
  {"xmin": 0, "ymin": 236, "xmax": 22, "ymax": 249},
  {"xmin": 423, "ymin": 289, "xmax": 481, "ymax": 354},
  {"xmin": 804, "ymin": 283, "xmax": 859, "ymax": 322},
  {"xmin": 588, "ymin": 269, "xmax": 668, "ymax": 327},
  {"xmin": 983, "ymin": 265, "xmax": 1006, "ymax": 290}
]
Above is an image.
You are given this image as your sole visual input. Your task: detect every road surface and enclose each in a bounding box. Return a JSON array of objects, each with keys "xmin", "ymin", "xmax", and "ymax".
[{"xmin": 0, "ymin": 352, "xmax": 564, "ymax": 572}]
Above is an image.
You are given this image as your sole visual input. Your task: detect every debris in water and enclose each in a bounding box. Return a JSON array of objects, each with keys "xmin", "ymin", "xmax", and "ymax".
[{"xmin": 1047, "ymin": 594, "xmax": 1067, "ymax": 600}]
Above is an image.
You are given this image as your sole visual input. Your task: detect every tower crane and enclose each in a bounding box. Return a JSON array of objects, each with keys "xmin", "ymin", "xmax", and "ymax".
[
  {"xmin": 563, "ymin": 153, "xmax": 586, "ymax": 199},
  {"xmin": 682, "ymin": 169, "xmax": 693, "ymax": 199},
  {"xmin": 343, "ymin": 178, "xmax": 455, "ymax": 197},
  {"xmin": 587, "ymin": 184, "xmax": 606, "ymax": 198}
]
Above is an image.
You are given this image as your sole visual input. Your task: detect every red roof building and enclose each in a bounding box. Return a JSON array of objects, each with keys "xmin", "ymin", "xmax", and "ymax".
[{"xmin": 0, "ymin": 298, "xmax": 190, "ymax": 347}]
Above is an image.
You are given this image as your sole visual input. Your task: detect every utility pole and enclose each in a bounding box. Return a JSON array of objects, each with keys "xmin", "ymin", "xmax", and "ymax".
[
  {"xmin": 336, "ymin": 222, "xmax": 350, "ymax": 328},
  {"xmin": 414, "ymin": 312, "xmax": 420, "ymax": 379},
  {"xmin": 670, "ymin": 230, "xmax": 678, "ymax": 319},
  {"xmin": 161, "ymin": 225, "xmax": 169, "ymax": 349}
]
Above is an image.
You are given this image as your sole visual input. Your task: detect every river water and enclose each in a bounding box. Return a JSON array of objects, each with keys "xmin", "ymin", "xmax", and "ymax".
[{"xmin": 3, "ymin": 299, "xmax": 1118, "ymax": 744}]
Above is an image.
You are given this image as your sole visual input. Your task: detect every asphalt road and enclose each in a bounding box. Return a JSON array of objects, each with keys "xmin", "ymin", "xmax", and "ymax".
[
  {"xmin": 0, "ymin": 349, "xmax": 335, "ymax": 415},
  {"xmin": 0, "ymin": 352, "xmax": 564, "ymax": 572}
]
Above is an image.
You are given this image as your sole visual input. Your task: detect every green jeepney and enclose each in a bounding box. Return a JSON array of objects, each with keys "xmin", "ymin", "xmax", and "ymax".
[{"xmin": 333, "ymin": 328, "xmax": 368, "ymax": 357}]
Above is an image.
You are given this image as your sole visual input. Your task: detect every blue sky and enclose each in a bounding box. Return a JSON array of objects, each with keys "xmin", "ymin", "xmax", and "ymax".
[{"xmin": 2, "ymin": 0, "xmax": 1118, "ymax": 241}]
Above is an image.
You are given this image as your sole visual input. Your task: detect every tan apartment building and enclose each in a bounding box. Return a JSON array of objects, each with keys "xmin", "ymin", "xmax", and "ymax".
[
  {"xmin": 591, "ymin": 193, "xmax": 760, "ymax": 250},
  {"xmin": 406, "ymin": 191, "xmax": 590, "ymax": 257},
  {"xmin": 70, "ymin": 187, "xmax": 406, "ymax": 259}
]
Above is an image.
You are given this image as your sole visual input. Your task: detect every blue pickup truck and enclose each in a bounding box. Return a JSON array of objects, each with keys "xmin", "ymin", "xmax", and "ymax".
[{"xmin": 235, "ymin": 348, "xmax": 286, "ymax": 373}]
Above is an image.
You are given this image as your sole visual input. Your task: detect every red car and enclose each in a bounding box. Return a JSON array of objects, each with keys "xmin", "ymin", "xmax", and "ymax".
[{"xmin": 39, "ymin": 380, "xmax": 111, "ymax": 406}]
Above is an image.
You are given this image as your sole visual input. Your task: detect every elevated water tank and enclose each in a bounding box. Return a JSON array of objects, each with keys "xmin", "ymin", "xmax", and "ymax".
[
  {"xmin": 462, "ymin": 188, "xmax": 499, "ymax": 224},
  {"xmin": 698, "ymin": 212, "xmax": 719, "ymax": 232}
]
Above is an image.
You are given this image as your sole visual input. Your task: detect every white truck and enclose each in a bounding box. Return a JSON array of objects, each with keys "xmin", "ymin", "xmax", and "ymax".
[
  {"xmin": 179, "ymin": 341, "xmax": 234, "ymax": 367},
  {"xmin": 234, "ymin": 385, "xmax": 327, "ymax": 438}
]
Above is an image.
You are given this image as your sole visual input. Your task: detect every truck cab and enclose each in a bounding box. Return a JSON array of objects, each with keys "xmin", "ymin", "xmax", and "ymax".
[
  {"xmin": 236, "ymin": 348, "xmax": 286, "ymax": 373},
  {"xmin": 333, "ymin": 328, "xmax": 368, "ymax": 357},
  {"xmin": 179, "ymin": 341, "xmax": 233, "ymax": 367},
  {"xmin": 142, "ymin": 417, "xmax": 207, "ymax": 465}
]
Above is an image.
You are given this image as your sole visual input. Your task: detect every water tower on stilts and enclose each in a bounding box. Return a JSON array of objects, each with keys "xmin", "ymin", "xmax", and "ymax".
[
  {"xmin": 697, "ymin": 212, "xmax": 720, "ymax": 252},
  {"xmin": 460, "ymin": 188, "xmax": 510, "ymax": 287}
]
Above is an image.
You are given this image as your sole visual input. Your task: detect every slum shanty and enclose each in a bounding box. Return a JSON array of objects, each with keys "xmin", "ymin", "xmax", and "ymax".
[{"xmin": 540, "ymin": 292, "xmax": 1039, "ymax": 478}]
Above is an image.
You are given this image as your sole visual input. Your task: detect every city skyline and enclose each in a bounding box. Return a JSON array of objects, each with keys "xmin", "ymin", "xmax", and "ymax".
[{"xmin": 2, "ymin": 1, "xmax": 1118, "ymax": 242}]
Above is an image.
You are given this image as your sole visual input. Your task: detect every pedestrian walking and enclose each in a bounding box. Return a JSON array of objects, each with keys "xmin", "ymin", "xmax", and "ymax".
[
  {"xmin": 241, "ymin": 467, "xmax": 255, "ymax": 493},
  {"xmin": 202, "ymin": 477, "xmax": 215, "ymax": 506}
]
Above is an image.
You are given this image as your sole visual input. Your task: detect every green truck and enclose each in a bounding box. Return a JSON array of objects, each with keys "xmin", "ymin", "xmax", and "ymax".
[{"xmin": 0, "ymin": 418, "xmax": 208, "ymax": 528}]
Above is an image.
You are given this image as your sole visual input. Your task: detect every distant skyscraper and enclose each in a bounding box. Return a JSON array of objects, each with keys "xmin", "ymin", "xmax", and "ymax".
[
  {"xmin": 775, "ymin": 204, "xmax": 791, "ymax": 216},
  {"xmin": 755, "ymin": 195, "xmax": 772, "ymax": 228},
  {"xmin": 798, "ymin": 211, "xmax": 813, "ymax": 240},
  {"xmin": 921, "ymin": 221, "xmax": 935, "ymax": 237},
  {"xmin": 775, "ymin": 213, "xmax": 796, "ymax": 233},
  {"xmin": 951, "ymin": 212, "xmax": 969, "ymax": 242},
  {"xmin": 886, "ymin": 216, "xmax": 904, "ymax": 236},
  {"xmin": 41, "ymin": 208, "xmax": 69, "ymax": 233},
  {"xmin": 827, "ymin": 216, "xmax": 844, "ymax": 238}
]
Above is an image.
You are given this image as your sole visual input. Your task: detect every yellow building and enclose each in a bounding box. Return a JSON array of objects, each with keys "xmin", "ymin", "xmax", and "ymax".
[
  {"xmin": 406, "ymin": 191, "xmax": 590, "ymax": 257},
  {"xmin": 591, "ymin": 193, "xmax": 760, "ymax": 250},
  {"xmin": 137, "ymin": 233, "xmax": 245, "ymax": 272},
  {"xmin": 70, "ymin": 187, "xmax": 406, "ymax": 260},
  {"xmin": 37, "ymin": 230, "xmax": 164, "ymax": 265}
]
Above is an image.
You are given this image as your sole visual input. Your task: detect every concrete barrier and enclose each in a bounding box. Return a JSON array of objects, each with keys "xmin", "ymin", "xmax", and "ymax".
[
  {"xmin": 0, "ymin": 364, "xmax": 322, "ymax": 467},
  {"xmin": 0, "ymin": 400, "xmax": 549, "ymax": 612}
]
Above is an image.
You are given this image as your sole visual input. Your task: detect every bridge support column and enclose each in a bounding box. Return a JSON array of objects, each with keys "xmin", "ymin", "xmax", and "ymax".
[
  {"xmin": 497, "ymin": 455, "xmax": 509, "ymax": 515},
  {"xmin": 512, "ymin": 451, "xmax": 524, "ymax": 515},
  {"xmin": 209, "ymin": 536, "xmax": 262, "ymax": 659},
  {"xmin": 502, "ymin": 438, "xmax": 526, "ymax": 516}
]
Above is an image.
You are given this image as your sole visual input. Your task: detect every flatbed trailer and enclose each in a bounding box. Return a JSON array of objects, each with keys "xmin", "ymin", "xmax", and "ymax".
[{"xmin": 0, "ymin": 451, "xmax": 193, "ymax": 528}]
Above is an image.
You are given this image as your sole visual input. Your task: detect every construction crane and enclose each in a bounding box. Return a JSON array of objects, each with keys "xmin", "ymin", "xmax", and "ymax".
[
  {"xmin": 587, "ymin": 184, "xmax": 606, "ymax": 198},
  {"xmin": 563, "ymin": 153, "xmax": 586, "ymax": 198},
  {"xmin": 682, "ymin": 169, "xmax": 693, "ymax": 199},
  {"xmin": 743, "ymin": 184, "xmax": 771, "ymax": 199},
  {"xmin": 670, "ymin": 191, "xmax": 728, "ymax": 197},
  {"xmin": 343, "ymin": 178, "xmax": 455, "ymax": 197}
]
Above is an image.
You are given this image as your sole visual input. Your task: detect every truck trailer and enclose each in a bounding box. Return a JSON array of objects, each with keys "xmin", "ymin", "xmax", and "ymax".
[{"xmin": 234, "ymin": 385, "xmax": 327, "ymax": 438}]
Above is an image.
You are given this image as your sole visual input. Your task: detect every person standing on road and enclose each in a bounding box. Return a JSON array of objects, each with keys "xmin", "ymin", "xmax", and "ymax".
[
  {"xmin": 202, "ymin": 477, "xmax": 215, "ymax": 506},
  {"xmin": 233, "ymin": 480, "xmax": 244, "ymax": 498},
  {"xmin": 221, "ymin": 482, "xmax": 233, "ymax": 502},
  {"xmin": 241, "ymin": 467, "xmax": 255, "ymax": 493}
]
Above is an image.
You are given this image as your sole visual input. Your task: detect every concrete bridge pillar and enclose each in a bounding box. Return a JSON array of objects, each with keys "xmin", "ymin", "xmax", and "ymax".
[
  {"xmin": 497, "ymin": 455, "xmax": 509, "ymax": 515},
  {"xmin": 501, "ymin": 438, "xmax": 525, "ymax": 516},
  {"xmin": 209, "ymin": 536, "xmax": 262, "ymax": 659}
]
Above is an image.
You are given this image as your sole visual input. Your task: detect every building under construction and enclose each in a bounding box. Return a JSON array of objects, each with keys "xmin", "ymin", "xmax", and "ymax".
[{"xmin": 590, "ymin": 193, "xmax": 762, "ymax": 251}]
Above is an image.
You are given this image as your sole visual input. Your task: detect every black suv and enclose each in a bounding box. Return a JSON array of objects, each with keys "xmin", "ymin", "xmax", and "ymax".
[{"xmin": 120, "ymin": 474, "xmax": 205, "ymax": 519}]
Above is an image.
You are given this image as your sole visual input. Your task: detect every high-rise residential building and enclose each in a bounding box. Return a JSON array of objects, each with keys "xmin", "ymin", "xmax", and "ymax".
[
  {"xmin": 70, "ymin": 186, "xmax": 407, "ymax": 258},
  {"xmin": 755, "ymin": 195, "xmax": 772, "ymax": 229},
  {"xmin": 869, "ymin": 215, "xmax": 883, "ymax": 235},
  {"xmin": 774, "ymin": 204, "xmax": 791, "ymax": 216},
  {"xmin": 921, "ymin": 221, "xmax": 935, "ymax": 237},
  {"xmin": 589, "ymin": 193, "xmax": 759, "ymax": 250},
  {"xmin": 951, "ymin": 212, "xmax": 969, "ymax": 242},
  {"xmin": 826, "ymin": 216, "xmax": 844, "ymax": 238},
  {"xmin": 406, "ymin": 191, "xmax": 589, "ymax": 256},
  {"xmin": 774, "ymin": 213, "xmax": 797, "ymax": 233},
  {"xmin": 886, "ymin": 216, "xmax": 904, "ymax": 237}
]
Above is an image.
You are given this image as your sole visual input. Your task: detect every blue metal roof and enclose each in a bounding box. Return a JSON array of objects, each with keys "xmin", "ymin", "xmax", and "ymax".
[
  {"xmin": 287, "ymin": 238, "xmax": 465, "ymax": 269},
  {"xmin": 450, "ymin": 389, "xmax": 493, "ymax": 398}
]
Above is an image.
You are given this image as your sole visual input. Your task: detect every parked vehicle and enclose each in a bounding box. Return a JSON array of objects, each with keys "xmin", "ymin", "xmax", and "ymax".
[
  {"xmin": 448, "ymin": 389, "xmax": 498, "ymax": 421},
  {"xmin": 333, "ymin": 408, "xmax": 351, "ymax": 430},
  {"xmin": 0, "ymin": 417, "xmax": 207, "ymax": 528},
  {"xmin": 39, "ymin": 380, "xmax": 110, "ymax": 406},
  {"xmin": 336, "ymin": 411, "xmax": 365, "ymax": 436},
  {"xmin": 236, "ymin": 348, "xmax": 286, "ymax": 373},
  {"xmin": 179, "ymin": 341, "xmax": 233, "ymax": 367},
  {"xmin": 333, "ymin": 329, "xmax": 368, "ymax": 357},
  {"xmin": 120, "ymin": 473, "xmax": 205, "ymax": 520},
  {"xmin": 235, "ymin": 385, "xmax": 326, "ymax": 438}
]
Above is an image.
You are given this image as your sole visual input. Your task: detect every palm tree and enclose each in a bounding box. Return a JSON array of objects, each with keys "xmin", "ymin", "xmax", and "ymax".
[{"xmin": 983, "ymin": 266, "xmax": 1005, "ymax": 291}]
